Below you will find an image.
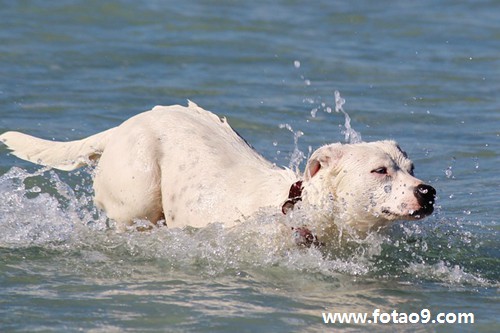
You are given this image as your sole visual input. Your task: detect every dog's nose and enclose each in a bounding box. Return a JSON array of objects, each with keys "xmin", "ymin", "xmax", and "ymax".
[{"xmin": 413, "ymin": 184, "xmax": 436, "ymax": 215}]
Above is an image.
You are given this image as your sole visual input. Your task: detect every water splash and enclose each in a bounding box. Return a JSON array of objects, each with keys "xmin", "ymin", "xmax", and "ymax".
[
  {"xmin": 0, "ymin": 167, "xmax": 106, "ymax": 248},
  {"xmin": 334, "ymin": 90, "xmax": 363, "ymax": 144},
  {"xmin": 0, "ymin": 164, "xmax": 496, "ymax": 286},
  {"xmin": 278, "ymin": 123, "xmax": 305, "ymax": 173},
  {"xmin": 306, "ymin": 90, "xmax": 362, "ymax": 144},
  {"xmin": 405, "ymin": 261, "xmax": 489, "ymax": 285},
  {"xmin": 279, "ymin": 90, "xmax": 363, "ymax": 174}
]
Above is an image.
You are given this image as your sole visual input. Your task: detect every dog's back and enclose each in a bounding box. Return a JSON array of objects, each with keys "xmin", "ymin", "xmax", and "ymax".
[{"xmin": 1, "ymin": 102, "xmax": 296, "ymax": 229}]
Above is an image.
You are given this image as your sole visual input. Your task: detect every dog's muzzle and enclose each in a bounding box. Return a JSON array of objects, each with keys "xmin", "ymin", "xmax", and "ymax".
[{"xmin": 411, "ymin": 184, "xmax": 436, "ymax": 218}]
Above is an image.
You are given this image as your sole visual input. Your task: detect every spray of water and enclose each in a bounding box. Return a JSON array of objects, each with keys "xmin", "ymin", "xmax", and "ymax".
[
  {"xmin": 292, "ymin": 61, "xmax": 361, "ymax": 144},
  {"xmin": 0, "ymin": 165, "xmax": 492, "ymax": 285},
  {"xmin": 278, "ymin": 123, "xmax": 304, "ymax": 173},
  {"xmin": 279, "ymin": 90, "xmax": 363, "ymax": 173},
  {"xmin": 334, "ymin": 90, "xmax": 363, "ymax": 144}
]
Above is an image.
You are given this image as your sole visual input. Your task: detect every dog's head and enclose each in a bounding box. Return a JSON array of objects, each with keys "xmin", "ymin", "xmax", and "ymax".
[{"xmin": 302, "ymin": 140, "xmax": 436, "ymax": 232}]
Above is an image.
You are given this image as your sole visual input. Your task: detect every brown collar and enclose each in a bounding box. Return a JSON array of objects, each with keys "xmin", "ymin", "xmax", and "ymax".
[
  {"xmin": 282, "ymin": 180, "xmax": 303, "ymax": 214},
  {"xmin": 282, "ymin": 180, "xmax": 323, "ymax": 247}
]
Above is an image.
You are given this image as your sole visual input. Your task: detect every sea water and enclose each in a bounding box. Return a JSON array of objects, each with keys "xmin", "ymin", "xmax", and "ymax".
[{"xmin": 0, "ymin": 1, "xmax": 498, "ymax": 332}]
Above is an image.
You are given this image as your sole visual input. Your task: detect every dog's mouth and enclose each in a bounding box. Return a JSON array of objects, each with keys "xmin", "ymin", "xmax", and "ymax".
[
  {"xmin": 381, "ymin": 205, "xmax": 434, "ymax": 220},
  {"xmin": 380, "ymin": 209, "xmax": 402, "ymax": 219},
  {"xmin": 381, "ymin": 184, "xmax": 436, "ymax": 220},
  {"xmin": 408, "ymin": 205, "xmax": 434, "ymax": 219}
]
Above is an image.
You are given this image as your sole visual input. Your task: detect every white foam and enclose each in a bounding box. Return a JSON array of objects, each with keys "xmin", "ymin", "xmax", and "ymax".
[
  {"xmin": 0, "ymin": 167, "xmax": 493, "ymax": 286},
  {"xmin": 405, "ymin": 261, "xmax": 489, "ymax": 286}
]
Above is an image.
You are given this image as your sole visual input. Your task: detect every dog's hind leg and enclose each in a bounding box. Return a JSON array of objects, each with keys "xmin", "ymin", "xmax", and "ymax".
[{"xmin": 92, "ymin": 128, "xmax": 164, "ymax": 229}]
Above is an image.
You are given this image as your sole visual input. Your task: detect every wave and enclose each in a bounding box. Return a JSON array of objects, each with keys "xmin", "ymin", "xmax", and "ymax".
[{"xmin": 0, "ymin": 166, "xmax": 497, "ymax": 288}]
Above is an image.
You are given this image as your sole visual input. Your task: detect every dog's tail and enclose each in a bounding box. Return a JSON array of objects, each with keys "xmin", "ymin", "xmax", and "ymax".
[{"xmin": 0, "ymin": 128, "xmax": 116, "ymax": 171}]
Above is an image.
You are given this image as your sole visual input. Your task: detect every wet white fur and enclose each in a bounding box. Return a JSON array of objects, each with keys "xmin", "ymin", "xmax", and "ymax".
[{"xmin": 1, "ymin": 102, "xmax": 428, "ymax": 232}]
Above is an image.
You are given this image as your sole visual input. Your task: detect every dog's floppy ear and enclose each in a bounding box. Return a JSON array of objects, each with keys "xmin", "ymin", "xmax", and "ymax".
[{"xmin": 304, "ymin": 144, "xmax": 344, "ymax": 181}]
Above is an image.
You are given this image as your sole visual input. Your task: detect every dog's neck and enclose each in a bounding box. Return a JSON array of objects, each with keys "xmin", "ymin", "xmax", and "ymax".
[
  {"xmin": 281, "ymin": 180, "xmax": 324, "ymax": 247},
  {"xmin": 281, "ymin": 180, "xmax": 304, "ymax": 214}
]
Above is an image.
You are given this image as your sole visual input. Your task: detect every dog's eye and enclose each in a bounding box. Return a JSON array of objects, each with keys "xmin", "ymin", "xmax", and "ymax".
[{"xmin": 371, "ymin": 167, "xmax": 388, "ymax": 175}]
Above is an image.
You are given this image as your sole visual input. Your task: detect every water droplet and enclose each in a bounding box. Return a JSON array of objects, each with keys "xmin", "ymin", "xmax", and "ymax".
[
  {"xmin": 334, "ymin": 91, "xmax": 345, "ymax": 113},
  {"xmin": 30, "ymin": 186, "xmax": 41, "ymax": 193},
  {"xmin": 445, "ymin": 167, "xmax": 453, "ymax": 178},
  {"xmin": 293, "ymin": 60, "xmax": 301, "ymax": 68},
  {"xmin": 310, "ymin": 108, "xmax": 318, "ymax": 118}
]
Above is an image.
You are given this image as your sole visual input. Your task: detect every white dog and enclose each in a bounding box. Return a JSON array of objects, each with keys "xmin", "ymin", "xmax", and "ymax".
[{"xmin": 0, "ymin": 102, "xmax": 435, "ymax": 244}]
